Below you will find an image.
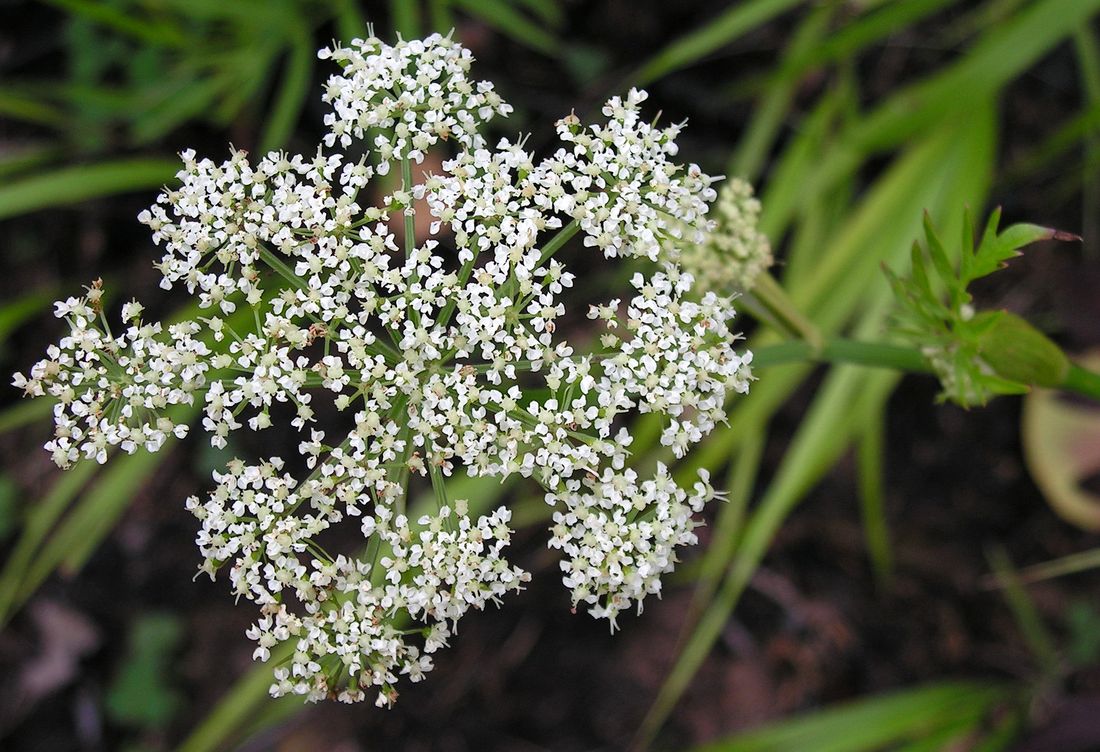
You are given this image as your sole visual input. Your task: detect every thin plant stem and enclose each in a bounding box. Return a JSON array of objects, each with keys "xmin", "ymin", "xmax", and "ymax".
[
  {"xmin": 748, "ymin": 271, "xmax": 824, "ymax": 350},
  {"xmin": 751, "ymin": 337, "xmax": 1100, "ymax": 403}
]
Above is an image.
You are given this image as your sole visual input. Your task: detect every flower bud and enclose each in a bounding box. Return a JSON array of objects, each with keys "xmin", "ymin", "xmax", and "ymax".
[{"xmin": 977, "ymin": 311, "xmax": 1069, "ymax": 388}]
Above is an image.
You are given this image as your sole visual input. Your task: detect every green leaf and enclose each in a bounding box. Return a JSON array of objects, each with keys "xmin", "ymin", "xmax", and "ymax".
[
  {"xmin": 986, "ymin": 546, "xmax": 1060, "ymax": 675},
  {"xmin": 258, "ymin": 32, "xmax": 314, "ymax": 153},
  {"xmin": 0, "ymin": 399, "xmax": 53, "ymax": 436},
  {"xmin": 452, "ymin": 0, "xmax": 559, "ymax": 55},
  {"xmin": 131, "ymin": 76, "xmax": 226, "ymax": 144},
  {"xmin": 514, "ymin": 0, "xmax": 564, "ymax": 28},
  {"xmin": 766, "ymin": 0, "xmax": 1100, "ymax": 234},
  {"xmin": 0, "ymin": 462, "xmax": 98, "ymax": 628},
  {"xmin": 390, "ymin": 0, "xmax": 423, "ymax": 38},
  {"xmin": 970, "ymin": 219, "xmax": 1064, "ymax": 280},
  {"xmin": 631, "ymin": 0, "xmax": 803, "ymax": 85},
  {"xmin": 0, "ymin": 159, "xmax": 179, "ymax": 220},
  {"xmin": 44, "ymin": 0, "xmax": 188, "ymax": 47},
  {"xmin": 729, "ymin": 3, "xmax": 834, "ymax": 180},
  {"xmin": 0, "ymin": 89, "xmax": 67, "ymax": 127},
  {"xmin": 959, "ymin": 208, "xmax": 976, "ymax": 287},
  {"xmin": 856, "ymin": 399, "xmax": 892, "ymax": 587},
  {"xmin": 106, "ymin": 613, "xmax": 185, "ymax": 729},
  {"xmin": 646, "ymin": 103, "xmax": 996, "ymax": 744},
  {"xmin": 691, "ymin": 682, "xmax": 1010, "ymax": 752},
  {"xmin": 922, "ymin": 213, "xmax": 961, "ymax": 304},
  {"xmin": 0, "ymin": 475, "xmax": 17, "ymax": 542},
  {"xmin": 0, "ymin": 289, "xmax": 54, "ymax": 350},
  {"xmin": 908, "ymin": 241, "xmax": 935, "ymax": 301}
]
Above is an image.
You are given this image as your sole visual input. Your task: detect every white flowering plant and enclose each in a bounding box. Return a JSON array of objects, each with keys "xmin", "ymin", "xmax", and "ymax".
[
  {"xmin": 15, "ymin": 26, "xmax": 1100, "ymax": 729},
  {"xmin": 13, "ymin": 32, "xmax": 757, "ymax": 707}
]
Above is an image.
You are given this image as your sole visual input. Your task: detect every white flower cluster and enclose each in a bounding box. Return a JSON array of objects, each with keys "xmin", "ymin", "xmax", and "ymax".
[
  {"xmin": 319, "ymin": 31, "xmax": 512, "ymax": 168},
  {"xmin": 548, "ymin": 465, "xmax": 723, "ymax": 628},
  {"xmin": 16, "ymin": 33, "xmax": 756, "ymax": 706},
  {"xmin": 678, "ymin": 177, "xmax": 772, "ymax": 292},
  {"xmin": 535, "ymin": 88, "xmax": 718, "ymax": 261},
  {"xmin": 189, "ymin": 455, "xmax": 525, "ymax": 704},
  {"xmin": 13, "ymin": 282, "xmax": 207, "ymax": 467}
]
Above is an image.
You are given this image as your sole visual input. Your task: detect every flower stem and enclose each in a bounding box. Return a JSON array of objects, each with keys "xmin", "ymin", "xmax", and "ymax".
[
  {"xmin": 747, "ymin": 271, "xmax": 823, "ymax": 350},
  {"xmin": 537, "ymin": 220, "xmax": 580, "ymax": 266},
  {"xmin": 1062, "ymin": 363, "xmax": 1100, "ymax": 399},
  {"xmin": 402, "ymin": 156, "xmax": 420, "ymax": 328},
  {"xmin": 753, "ymin": 337, "xmax": 1100, "ymax": 402},
  {"xmin": 753, "ymin": 338, "xmax": 931, "ymax": 373}
]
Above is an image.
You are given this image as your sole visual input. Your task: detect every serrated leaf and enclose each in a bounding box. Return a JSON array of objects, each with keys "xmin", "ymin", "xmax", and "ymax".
[
  {"xmin": 909, "ymin": 242, "xmax": 934, "ymax": 298},
  {"xmin": 967, "ymin": 309, "xmax": 1005, "ymax": 336},
  {"xmin": 959, "ymin": 208, "xmax": 976, "ymax": 285},
  {"xmin": 922, "ymin": 213, "xmax": 962, "ymax": 306},
  {"xmin": 970, "ymin": 221, "xmax": 1053, "ymax": 279}
]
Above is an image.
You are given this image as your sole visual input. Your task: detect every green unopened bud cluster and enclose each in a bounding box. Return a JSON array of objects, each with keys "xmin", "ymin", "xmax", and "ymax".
[
  {"xmin": 678, "ymin": 177, "xmax": 772, "ymax": 293},
  {"xmin": 887, "ymin": 211, "xmax": 1073, "ymax": 407}
]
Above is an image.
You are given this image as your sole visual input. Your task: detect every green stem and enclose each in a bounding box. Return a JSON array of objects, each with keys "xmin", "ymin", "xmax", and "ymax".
[
  {"xmin": 748, "ymin": 271, "xmax": 824, "ymax": 350},
  {"xmin": 537, "ymin": 220, "xmax": 580, "ymax": 266},
  {"xmin": 402, "ymin": 156, "xmax": 420, "ymax": 328},
  {"xmin": 753, "ymin": 337, "xmax": 932, "ymax": 373},
  {"xmin": 753, "ymin": 337, "xmax": 1100, "ymax": 403},
  {"xmin": 1062, "ymin": 363, "xmax": 1100, "ymax": 400}
]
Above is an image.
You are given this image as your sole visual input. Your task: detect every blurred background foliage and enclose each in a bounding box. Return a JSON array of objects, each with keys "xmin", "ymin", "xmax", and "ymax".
[{"xmin": 5, "ymin": 1, "xmax": 1100, "ymax": 750}]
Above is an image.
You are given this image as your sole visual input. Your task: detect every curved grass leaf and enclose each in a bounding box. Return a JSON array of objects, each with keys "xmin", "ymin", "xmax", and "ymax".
[
  {"xmin": 631, "ymin": 0, "xmax": 803, "ymax": 86},
  {"xmin": 691, "ymin": 682, "xmax": 1011, "ymax": 752},
  {"xmin": 0, "ymin": 159, "xmax": 179, "ymax": 220},
  {"xmin": 452, "ymin": 0, "xmax": 559, "ymax": 56}
]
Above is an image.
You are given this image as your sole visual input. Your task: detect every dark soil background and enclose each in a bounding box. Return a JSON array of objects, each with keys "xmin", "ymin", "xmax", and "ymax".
[{"xmin": 3, "ymin": 2, "xmax": 1100, "ymax": 751}]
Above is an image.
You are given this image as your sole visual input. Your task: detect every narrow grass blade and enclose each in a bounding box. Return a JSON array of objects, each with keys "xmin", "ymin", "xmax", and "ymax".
[
  {"xmin": 641, "ymin": 105, "xmax": 996, "ymax": 744},
  {"xmin": 258, "ymin": 32, "xmax": 315, "ymax": 153},
  {"xmin": 0, "ymin": 461, "xmax": 98, "ymax": 627},
  {"xmin": 757, "ymin": 77, "xmax": 851, "ymax": 241},
  {"xmin": 0, "ymin": 289, "xmax": 54, "ymax": 346},
  {"xmin": 1074, "ymin": 27, "xmax": 1100, "ymax": 251},
  {"xmin": 630, "ymin": 0, "xmax": 803, "ymax": 86},
  {"xmin": 8, "ymin": 410, "xmax": 197, "ymax": 618},
  {"xmin": 641, "ymin": 364, "xmax": 904, "ymax": 749},
  {"xmin": 514, "ymin": 0, "xmax": 565, "ymax": 28},
  {"xmin": 334, "ymin": 0, "xmax": 368, "ymax": 41},
  {"xmin": 729, "ymin": 3, "xmax": 834, "ymax": 180},
  {"xmin": 1003, "ymin": 103, "xmax": 1100, "ymax": 185},
  {"xmin": 175, "ymin": 643, "xmax": 296, "ymax": 752},
  {"xmin": 986, "ymin": 547, "xmax": 1100, "ymax": 586},
  {"xmin": 690, "ymin": 681, "xmax": 1009, "ymax": 752},
  {"xmin": 452, "ymin": 0, "xmax": 559, "ymax": 55},
  {"xmin": 429, "ymin": 0, "xmax": 454, "ymax": 33},
  {"xmin": 131, "ymin": 75, "xmax": 228, "ymax": 145},
  {"xmin": 688, "ymin": 429, "xmax": 764, "ymax": 624},
  {"xmin": 765, "ymin": 0, "xmax": 1100, "ymax": 235},
  {"xmin": 788, "ymin": 0, "xmax": 961, "ymax": 80},
  {"xmin": 0, "ymin": 399, "xmax": 53, "ymax": 435},
  {"xmin": 0, "ymin": 89, "xmax": 66, "ymax": 127},
  {"xmin": 0, "ymin": 159, "xmax": 179, "ymax": 220},
  {"xmin": 0, "ymin": 146, "xmax": 64, "ymax": 182},
  {"xmin": 390, "ymin": 0, "xmax": 423, "ymax": 38},
  {"xmin": 986, "ymin": 546, "xmax": 1061, "ymax": 676},
  {"xmin": 856, "ymin": 398, "xmax": 893, "ymax": 587},
  {"xmin": 43, "ymin": 0, "xmax": 187, "ymax": 47}
]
